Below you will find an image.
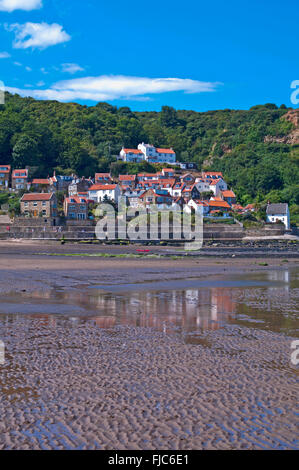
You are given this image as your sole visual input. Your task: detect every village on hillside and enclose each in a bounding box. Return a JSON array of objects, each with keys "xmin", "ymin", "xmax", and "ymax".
[{"xmin": 0, "ymin": 143, "xmax": 291, "ymax": 233}]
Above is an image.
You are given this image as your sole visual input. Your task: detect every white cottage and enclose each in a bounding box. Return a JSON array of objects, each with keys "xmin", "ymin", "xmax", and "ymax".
[
  {"xmin": 88, "ymin": 184, "xmax": 121, "ymax": 204},
  {"xmin": 266, "ymin": 203, "xmax": 290, "ymax": 229}
]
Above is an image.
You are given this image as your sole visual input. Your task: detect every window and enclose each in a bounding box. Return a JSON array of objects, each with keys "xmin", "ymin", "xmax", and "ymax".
[
  {"xmin": 33, "ymin": 202, "xmax": 37, "ymax": 207},
  {"xmin": 42, "ymin": 201, "xmax": 46, "ymax": 206}
]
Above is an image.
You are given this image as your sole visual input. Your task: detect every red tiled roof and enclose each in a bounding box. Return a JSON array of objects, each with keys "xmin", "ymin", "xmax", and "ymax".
[
  {"xmin": 208, "ymin": 200, "xmax": 231, "ymax": 209},
  {"xmin": 209, "ymin": 179, "xmax": 221, "ymax": 186},
  {"xmin": 89, "ymin": 184, "xmax": 117, "ymax": 191},
  {"xmin": 65, "ymin": 196, "xmax": 88, "ymax": 204},
  {"xmin": 119, "ymin": 175, "xmax": 136, "ymax": 181},
  {"xmin": 221, "ymin": 190, "xmax": 236, "ymax": 198},
  {"xmin": 156, "ymin": 148, "xmax": 175, "ymax": 154},
  {"xmin": 12, "ymin": 169, "xmax": 28, "ymax": 178},
  {"xmin": 123, "ymin": 149, "xmax": 143, "ymax": 154},
  {"xmin": 159, "ymin": 178, "xmax": 176, "ymax": 186},
  {"xmin": 232, "ymin": 204, "xmax": 244, "ymax": 211},
  {"xmin": 0, "ymin": 165, "xmax": 11, "ymax": 174},
  {"xmin": 95, "ymin": 173, "xmax": 111, "ymax": 178},
  {"xmin": 32, "ymin": 179, "xmax": 50, "ymax": 185},
  {"xmin": 21, "ymin": 193, "xmax": 53, "ymax": 202}
]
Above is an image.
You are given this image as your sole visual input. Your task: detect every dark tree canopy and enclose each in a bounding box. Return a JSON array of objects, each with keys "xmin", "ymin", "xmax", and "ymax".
[{"xmin": 0, "ymin": 92, "xmax": 298, "ymax": 215}]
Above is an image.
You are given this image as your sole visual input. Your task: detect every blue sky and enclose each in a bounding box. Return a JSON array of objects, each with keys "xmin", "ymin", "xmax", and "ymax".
[{"xmin": 0, "ymin": 0, "xmax": 298, "ymax": 111}]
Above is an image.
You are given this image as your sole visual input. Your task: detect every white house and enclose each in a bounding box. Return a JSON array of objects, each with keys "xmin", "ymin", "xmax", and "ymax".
[
  {"xmin": 171, "ymin": 182, "xmax": 185, "ymax": 198},
  {"xmin": 119, "ymin": 148, "xmax": 144, "ymax": 162},
  {"xmin": 266, "ymin": 203, "xmax": 290, "ymax": 229},
  {"xmin": 119, "ymin": 143, "xmax": 176, "ymax": 164},
  {"xmin": 184, "ymin": 199, "xmax": 209, "ymax": 215},
  {"xmin": 208, "ymin": 178, "xmax": 228, "ymax": 196},
  {"xmin": 138, "ymin": 143, "xmax": 176, "ymax": 163},
  {"xmin": 123, "ymin": 190, "xmax": 142, "ymax": 208},
  {"xmin": 195, "ymin": 179, "xmax": 211, "ymax": 193},
  {"xmin": 88, "ymin": 184, "xmax": 121, "ymax": 204}
]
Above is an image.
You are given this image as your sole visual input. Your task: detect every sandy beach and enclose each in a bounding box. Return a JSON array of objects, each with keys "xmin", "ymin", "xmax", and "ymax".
[{"xmin": 0, "ymin": 241, "xmax": 298, "ymax": 450}]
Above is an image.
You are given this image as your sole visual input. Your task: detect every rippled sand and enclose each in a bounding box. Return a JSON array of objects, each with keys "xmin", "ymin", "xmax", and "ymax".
[{"xmin": 0, "ymin": 319, "xmax": 298, "ymax": 450}]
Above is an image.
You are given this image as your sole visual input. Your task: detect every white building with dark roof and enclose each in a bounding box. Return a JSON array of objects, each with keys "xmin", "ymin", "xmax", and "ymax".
[{"xmin": 266, "ymin": 203, "xmax": 290, "ymax": 229}]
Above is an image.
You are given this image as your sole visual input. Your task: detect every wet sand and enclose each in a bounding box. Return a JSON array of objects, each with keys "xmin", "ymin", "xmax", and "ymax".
[
  {"xmin": 0, "ymin": 321, "xmax": 298, "ymax": 450},
  {"xmin": 0, "ymin": 240, "xmax": 298, "ymax": 295},
  {"xmin": 0, "ymin": 241, "xmax": 298, "ymax": 450}
]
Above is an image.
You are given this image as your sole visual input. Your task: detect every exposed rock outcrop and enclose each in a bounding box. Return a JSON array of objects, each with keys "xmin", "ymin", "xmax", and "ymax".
[{"xmin": 264, "ymin": 110, "xmax": 299, "ymax": 145}]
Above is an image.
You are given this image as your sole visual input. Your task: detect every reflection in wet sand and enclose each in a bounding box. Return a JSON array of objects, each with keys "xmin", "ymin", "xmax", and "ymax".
[
  {"xmin": 0, "ymin": 268, "xmax": 298, "ymax": 450},
  {"xmin": 0, "ymin": 269, "xmax": 297, "ymax": 338}
]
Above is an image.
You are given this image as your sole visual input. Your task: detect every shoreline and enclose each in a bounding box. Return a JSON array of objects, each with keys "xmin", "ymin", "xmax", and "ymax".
[{"xmin": 0, "ymin": 240, "xmax": 298, "ymax": 295}]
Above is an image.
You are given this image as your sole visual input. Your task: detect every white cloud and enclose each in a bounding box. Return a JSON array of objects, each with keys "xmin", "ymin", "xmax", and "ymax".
[
  {"xmin": 6, "ymin": 22, "xmax": 71, "ymax": 49},
  {"xmin": 0, "ymin": 0, "xmax": 42, "ymax": 12},
  {"xmin": 6, "ymin": 75, "xmax": 220, "ymax": 102},
  {"xmin": 62, "ymin": 63, "xmax": 84, "ymax": 74},
  {"xmin": 0, "ymin": 51, "xmax": 10, "ymax": 58}
]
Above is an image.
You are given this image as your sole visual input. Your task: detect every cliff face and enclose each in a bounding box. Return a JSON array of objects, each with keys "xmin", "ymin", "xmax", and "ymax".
[{"xmin": 264, "ymin": 110, "xmax": 299, "ymax": 145}]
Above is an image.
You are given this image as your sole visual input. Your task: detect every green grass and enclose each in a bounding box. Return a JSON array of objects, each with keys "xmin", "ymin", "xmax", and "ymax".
[{"xmin": 37, "ymin": 252, "xmax": 164, "ymax": 259}]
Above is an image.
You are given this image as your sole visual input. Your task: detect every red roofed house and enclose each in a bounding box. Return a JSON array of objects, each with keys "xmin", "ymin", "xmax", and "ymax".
[
  {"xmin": 0, "ymin": 165, "xmax": 11, "ymax": 189},
  {"xmin": 182, "ymin": 184, "xmax": 200, "ymax": 201},
  {"xmin": 95, "ymin": 173, "xmax": 112, "ymax": 184},
  {"xmin": 158, "ymin": 178, "xmax": 176, "ymax": 193},
  {"xmin": 64, "ymin": 196, "xmax": 89, "ymax": 220},
  {"xmin": 180, "ymin": 173, "xmax": 196, "ymax": 186},
  {"xmin": 202, "ymin": 171, "xmax": 224, "ymax": 180},
  {"xmin": 20, "ymin": 193, "xmax": 57, "ymax": 218},
  {"xmin": 138, "ymin": 143, "xmax": 176, "ymax": 164},
  {"xmin": 232, "ymin": 204, "xmax": 244, "ymax": 213},
  {"xmin": 244, "ymin": 204, "xmax": 256, "ymax": 212},
  {"xmin": 221, "ymin": 190, "xmax": 236, "ymax": 205},
  {"xmin": 119, "ymin": 143, "xmax": 176, "ymax": 164},
  {"xmin": 138, "ymin": 188, "xmax": 172, "ymax": 208},
  {"xmin": 137, "ymin": 173, "xmax": 159, "ymax": 181},
  {"xmin": 171, "ymin": 182, "xmax": 185, "ymax": 198},
  {"xmin": 119, "ymin": 148, "xmax": 144, "ymax": 162},
  {"xmin": 31, "ymin": 178, "xmax": 51, "ymax": 191},
  {"xmin": 186, "ymin": 199, "xmax": 209, "ymax": 215},
  {"xmin": 88, "ymin": 184, "xmax": 121, "ymax": 203},
  {"xmin": 161, "ymin": 168, "xmax": 175, "ymax": 178},
  {"xmin": 12, "ymin": 169, "xmax": 29, "ymax": 190},
  {"xmin": 208, "ymin": 200, "xmax": 231, "ymax": 212},
  {"xmin": 119, "ymin": 175, "xmax": 136, "ymax": 186},
  {"xmin": 208, "ymin": 178, "xmax": 228, "ymax": 196}
]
